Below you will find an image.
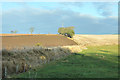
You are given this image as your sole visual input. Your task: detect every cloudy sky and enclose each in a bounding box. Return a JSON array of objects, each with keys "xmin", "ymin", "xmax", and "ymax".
[{"xmin": 2, "ymin": 2, "xmax": 118, "ymax": 34}]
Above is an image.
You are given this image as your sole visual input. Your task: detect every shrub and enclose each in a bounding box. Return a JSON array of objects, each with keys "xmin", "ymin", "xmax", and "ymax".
[
  {"xmin": 35, "ymin": 43, "xmax": 42, "ymax": 47},
  {"xmin": 58, "ymin": 26, "xmax": 75, "ymax": 38}
]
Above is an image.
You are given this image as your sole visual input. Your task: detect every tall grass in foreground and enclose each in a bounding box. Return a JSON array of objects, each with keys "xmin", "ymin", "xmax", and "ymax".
[
  {"xmin": 2, "ymin": 46, "xmax": 72, "ymax": 78},
  {"xmin": 13, "ymin": 45, "xmax": 118, "ymax": 78}
]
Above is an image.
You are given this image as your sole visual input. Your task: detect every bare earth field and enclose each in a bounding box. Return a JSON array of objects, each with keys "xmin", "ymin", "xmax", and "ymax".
[
  {"xmin": 0, "ymin": 34, "xmax": 56, "ymax": 36},
  {"xmin": 1, "ymin": 34, "xmax": 77, "ymax": 49}
]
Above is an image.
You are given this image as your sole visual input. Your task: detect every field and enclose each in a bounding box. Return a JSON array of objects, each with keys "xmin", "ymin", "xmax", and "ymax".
[
  {"xmin": 1, "ymin": 34, "xmax": 118, "ymax": 78},
  {"xmin": 12, "ymin": 45, "xmax": 118, "ymax": 78},
  {"xmin": 1, "ymin": 34, "xmax": 118, "ymax": 50},
  {"xmin": 73, "ymin": 34, "xmax": 118, "ymax": 46},
  {"xmin": 1, "ymin": 34, "xmax": 77, "ymax": 50}
]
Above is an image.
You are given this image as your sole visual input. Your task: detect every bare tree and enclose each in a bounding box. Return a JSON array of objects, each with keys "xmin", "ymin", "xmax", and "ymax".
[{"xmin": 30, "ymin": 27, "xmax": 34, "ymax": 34}]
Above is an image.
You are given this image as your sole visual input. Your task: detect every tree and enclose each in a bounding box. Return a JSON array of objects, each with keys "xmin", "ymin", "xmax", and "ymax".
[
  {"xmin": 14, "ymin": 30, "xmax": 18, "ymax": 33},
  {"xmin": 10, "ymin": 30, "xmax": 18, "ymax": 34},
  {"xmin": 11, "ymin": 30, "xmax": 14, "ymax": 33},
  {"xmin": 58, "ymin": 26, "xmax": 75, "ymax": 38},
  {"xmin": 30, "ymin": 27, "xmax": 34, "ymax": 34}
]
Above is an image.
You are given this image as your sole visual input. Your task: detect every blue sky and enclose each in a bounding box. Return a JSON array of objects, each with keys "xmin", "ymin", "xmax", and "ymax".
[{"xmin": 2, "ymin": 2, "xmax": 118, "ymax": 34}]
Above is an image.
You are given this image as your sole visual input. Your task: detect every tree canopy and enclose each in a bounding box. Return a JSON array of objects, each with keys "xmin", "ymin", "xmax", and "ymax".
[{"xmin": 58, "ymin": 26, "xmax": 75, "ymax": 38}]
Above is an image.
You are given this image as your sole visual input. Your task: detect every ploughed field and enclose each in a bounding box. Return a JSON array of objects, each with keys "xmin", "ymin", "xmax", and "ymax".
[{"xmin": 1, "ymin": 34, "xmax": 77, "ymax": 49}]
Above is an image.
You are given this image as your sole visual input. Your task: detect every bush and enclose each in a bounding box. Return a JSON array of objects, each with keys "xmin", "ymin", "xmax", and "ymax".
[
  {"xmin": 58, "ymin": 26, "xmax": 75, "ymax": 38},
  {"xmin": 35, "ymin": 43, "xmax": 42, "ymax": 47}
]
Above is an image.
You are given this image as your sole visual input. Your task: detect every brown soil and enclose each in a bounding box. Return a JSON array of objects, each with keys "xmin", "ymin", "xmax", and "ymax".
[
  {"xmin": 1, "ymin": 34, "xmax": 78, "ymax": 49},
  {"xmin": 0, "ymin": 34, "xmax": 57, "ymax": 36}
]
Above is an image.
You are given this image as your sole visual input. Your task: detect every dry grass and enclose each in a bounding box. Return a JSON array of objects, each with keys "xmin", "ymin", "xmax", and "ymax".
[
  {"xmin": 61, "ymin": 45, "xmax": 86, "ymax": 53},
  {"xmin": 2, "ymin": 46, "xmax": 72, "ymax": 78}
]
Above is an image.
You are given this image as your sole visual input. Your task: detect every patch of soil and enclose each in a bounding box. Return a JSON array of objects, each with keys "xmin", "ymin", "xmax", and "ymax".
[{"xmin": 2, "ymin": 34, "xmax": 78, "ymax": 49}]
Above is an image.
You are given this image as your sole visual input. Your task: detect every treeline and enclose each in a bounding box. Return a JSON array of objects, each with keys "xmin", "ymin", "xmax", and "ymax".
[{"xmin": 10, "ymin": 26, "xmax": 75, "ymax": 38}]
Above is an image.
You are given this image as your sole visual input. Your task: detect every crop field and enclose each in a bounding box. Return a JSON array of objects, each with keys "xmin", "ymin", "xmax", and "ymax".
[
  {"xmin": 1, "ymin": 34, "xmax": 77, "ymax": 50},
  {"xmin": 73, "ymin": 34, "xmax": 118, "ymax": 46}
]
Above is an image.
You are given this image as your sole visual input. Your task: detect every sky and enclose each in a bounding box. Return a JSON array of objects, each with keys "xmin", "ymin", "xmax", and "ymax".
[{"xmin": 1, "ymin": 2, "xmax": 118, "ymax": 34}]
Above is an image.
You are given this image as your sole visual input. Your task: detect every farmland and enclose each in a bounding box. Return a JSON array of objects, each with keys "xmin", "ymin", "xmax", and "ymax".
[
  {"xmin": 12, "ymin": 45, "xmax": 118, "ymax": 78},
  {"xmin": 1, "ymin": 34, "xmax": 118, "ymax": 50},
  {"xmin": 73, "ymin": 34, "xmax": 118, "ymax": 46},
  {"xmin": 1, "ymin": 34, "xmax": 118, "ymax": 78},
  {"xmin": 1, "ymin": 1, "xmax": 118, "ymax": 79},
  {"xmin": 1, "ymin": 34, "xmax": 77, "ymax": 50}
]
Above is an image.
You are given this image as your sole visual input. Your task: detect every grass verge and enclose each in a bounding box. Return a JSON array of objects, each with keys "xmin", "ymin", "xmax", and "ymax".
[{"xmin": 11, "ymin": 45, "xmax": 118, "ymax": 78}]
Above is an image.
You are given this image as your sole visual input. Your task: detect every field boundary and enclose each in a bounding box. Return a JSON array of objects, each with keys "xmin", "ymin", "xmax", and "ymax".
[{"xmin": 0, "ymin": 34, "xmax": 59, "ymax": 37}]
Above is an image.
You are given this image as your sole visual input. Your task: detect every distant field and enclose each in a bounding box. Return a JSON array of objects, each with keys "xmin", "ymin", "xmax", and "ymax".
[
  {"xmin": 12, "ymin": 45, "xmax": 118, "ymax": 78},
  {"xmin": 73, "ymin": 34, "xmax": 118, "ymax": 46},
  {"xmin": 1, "ymin": 34, "xmax": 77, "ymax": 49}
]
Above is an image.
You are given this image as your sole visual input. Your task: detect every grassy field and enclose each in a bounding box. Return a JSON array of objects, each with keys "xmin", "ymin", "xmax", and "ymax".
[{"xmin": 12, "ymin": 45, "xmax": 118, "ymax": 78}]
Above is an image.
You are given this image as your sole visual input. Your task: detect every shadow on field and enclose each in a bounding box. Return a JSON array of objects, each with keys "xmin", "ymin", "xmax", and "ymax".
[
  {"xmin": 99, "ymin": 50, "xmax": 110, "ymax": 53},
  {"xmin": 11, "ymin": 52, "xmax": 118, "ymax": 78},
  {"xmin": 56, "ymin": 54, "xmax": 118, "ymax": 78},
  {"xmin": 2, "ymin": 46, "xmax": 72, "ymax": 78}
]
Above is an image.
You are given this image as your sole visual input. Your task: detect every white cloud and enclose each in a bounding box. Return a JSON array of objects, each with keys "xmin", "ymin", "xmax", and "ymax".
[
  {"xmin": 93, "ymin": 2, "xmax": 117, "ymax": 17},
  {"xmin": 2, "ymin": 7, "xmax": 118, "ymax": 34}
]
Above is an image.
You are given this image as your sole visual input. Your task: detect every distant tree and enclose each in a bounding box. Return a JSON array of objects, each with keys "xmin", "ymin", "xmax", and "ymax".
[
  {"xmin": 14, "ymin": 30, "xmax": 18, "ymax": 33},
  {"xmin": 58, "ymin": 26, "xmax": 75, "ymax": 38},
  {"xmin": 10, "ymin": 30, "xmax": 18, "ymax": 34},
  {"xmin": 11, "ymin": 30, "xmax": 14, "ymax": 34},
  {"xmin": 48, "ymin": 32, "xmax": 51, "ymax": 34},
  {"xmin": 30, "ymin": 27, "xmax": 34, "ymax": 34}
]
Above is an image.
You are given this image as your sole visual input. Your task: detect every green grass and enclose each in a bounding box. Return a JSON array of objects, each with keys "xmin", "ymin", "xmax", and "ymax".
[{"xmin": 12, "ymin": 45, "xmax": 118, "ymax": 78}]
